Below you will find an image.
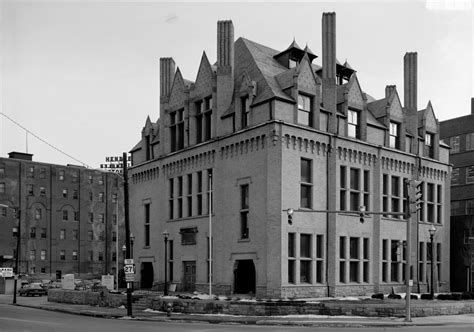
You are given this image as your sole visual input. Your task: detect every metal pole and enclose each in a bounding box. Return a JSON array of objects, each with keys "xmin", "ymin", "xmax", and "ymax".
[
  {"xmin": 164, "ymin": 237, "xmax": 168, "ymax": 296},
  {"xmin": 405, "ymin": 211, "xmax": 412, "ymax": 321},
  {"xmin": 123, "ymin": 152, "xmax": 132, "ymax": 317},
  {"xmin": 115, "ymin": 200, "xmax": 119, "ymax": 292},
  {"xmin": 13, "ymin": 208, "xmax": 20, "ymax": 305},
  {"xmin": 208, "ymin": 173, "xmax": 212, "ymax": 298},
  {"xmin": 430, "ymin": 233, "xmax": 434, "ymax": 299}
]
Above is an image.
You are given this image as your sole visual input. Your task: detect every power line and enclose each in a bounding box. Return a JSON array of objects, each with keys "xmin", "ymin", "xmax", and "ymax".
[{"xmin": 1, "ymin": 112, "xmax": 91, "ymax": 168}]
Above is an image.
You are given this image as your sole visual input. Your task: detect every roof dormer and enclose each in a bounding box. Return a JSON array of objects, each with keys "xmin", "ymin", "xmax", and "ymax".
[{"xmin": 274, "ymin": 39, "xmax": 317, "ymax": 69}]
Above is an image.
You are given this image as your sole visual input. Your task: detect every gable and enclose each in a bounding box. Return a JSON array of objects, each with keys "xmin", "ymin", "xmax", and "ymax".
[
  {"xmin": 239, "ymin": 72, "xmax": 252, "ymax": 93},
  {"xmin": 297, "ymin": 58, "xmax": 318, "ymax": 95},
  {"xmin": 424, "ymin": 103, "xmax": 438, "ymax": 132},
  {"xmin": 168, "ymin": 69, "xmax": 186, "ymax": 110},
  {"xmin": 346, "ymin": 75, "xmax": 364, "ymax": 109},
  {"xmin": 387, "ymin": 92, "xmax": 403, "ymax": 120},
  {"xmin": 192, "ymin": 52, "xmax": 214, "ymax": 98}
]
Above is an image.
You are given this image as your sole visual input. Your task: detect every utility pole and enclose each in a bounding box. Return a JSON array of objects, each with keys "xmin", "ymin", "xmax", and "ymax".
[
  {"xmin": 123, "ymin": 152, "xmax": 132, "ymax": 317},
  {"xmin": 13, "ymin": 208, "xmax": 20, "ymax": 305}
]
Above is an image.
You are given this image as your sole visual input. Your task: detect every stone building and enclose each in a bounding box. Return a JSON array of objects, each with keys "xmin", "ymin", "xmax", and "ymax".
[
  {"xmin": 440, "ymin": 98, "xmax": 474, "ymax": 292},
  {"xmin": 0, "ymin": 152, "xmax": 125, "ymax": 280},
  {"xmin": 129, "ymin": 13, "xmax": 451, "ymax": 297}
]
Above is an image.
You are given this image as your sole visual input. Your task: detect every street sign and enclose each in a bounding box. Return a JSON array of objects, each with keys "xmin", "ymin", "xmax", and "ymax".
[
  {"xmin": 124, "ymin": 259, "xmax": 134, "ymax": 265},
  {"xmin": 124, "ymin": 264, "xmax": 135, "ymax": 274},
  {"xmin": 0, "ymin": 267, "xmax": 13, "ymax": 278},
  {"xmin": 125, "ymin": 273, "xmax": 135, "ymax": 282}
]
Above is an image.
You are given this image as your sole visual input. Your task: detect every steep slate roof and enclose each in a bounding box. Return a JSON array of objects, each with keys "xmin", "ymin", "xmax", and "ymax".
[
  {"xmin": 237, "ymin": 38, "xmax": 295, "ymax": 105},
  {"xmin": 367, "ymin": 98, "xmax": 389, "ymax": 119}
]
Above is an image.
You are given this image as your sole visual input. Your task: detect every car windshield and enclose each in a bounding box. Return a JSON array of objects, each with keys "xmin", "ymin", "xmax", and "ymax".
[{"xmin": 29, "ymin": 283, "xmax": 43, "ymax": 289}]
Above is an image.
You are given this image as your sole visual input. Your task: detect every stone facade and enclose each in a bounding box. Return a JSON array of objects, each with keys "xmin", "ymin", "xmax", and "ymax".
[
  {"xmin": 129, "ymin": 13, "xmax": 451, "ymax": 298},
  {"xmin": 0, "ymin": 152, "xmax": 125, "ymax": 280}
]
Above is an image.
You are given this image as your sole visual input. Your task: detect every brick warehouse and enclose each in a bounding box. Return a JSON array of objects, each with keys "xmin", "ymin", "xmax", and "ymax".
[
  {"xmin": 0, "ymin": 152, "xmax": 125, "ymax": 280},
  {"xmin": 129, "ymin": 12, "xmax": 451, "ymax": 298},
  {"xmin": 440, "ymin": 98, "xmax": 474, "ymax": 292}
]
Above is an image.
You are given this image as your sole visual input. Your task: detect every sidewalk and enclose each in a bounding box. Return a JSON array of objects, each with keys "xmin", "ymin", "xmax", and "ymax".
[{"xmin": 2, "ymin": 295, "xmax": 473, "ymax": 327}]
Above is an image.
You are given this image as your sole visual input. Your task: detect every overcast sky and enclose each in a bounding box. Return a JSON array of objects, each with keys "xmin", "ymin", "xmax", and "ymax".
[{"xmin": 0, "ymin": 0, "xmax": 472, "ymax": 168}]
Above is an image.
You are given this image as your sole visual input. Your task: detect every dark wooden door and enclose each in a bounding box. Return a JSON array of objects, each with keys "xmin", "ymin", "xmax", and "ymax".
[{"xmin": 182, "ymin": 261, "xmax": 196, "ymax": 292}]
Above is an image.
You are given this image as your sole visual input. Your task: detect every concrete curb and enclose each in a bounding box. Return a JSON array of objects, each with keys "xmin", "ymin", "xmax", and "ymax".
[{"xmin": 12, "ymin": 302, "xmax": 461, "ymax": 327}]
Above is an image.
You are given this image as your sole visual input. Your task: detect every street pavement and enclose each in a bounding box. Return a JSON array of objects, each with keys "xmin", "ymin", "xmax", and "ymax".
[{"xmin": 0, "ymin": 294, "xmax": 473, "ymax": 329}]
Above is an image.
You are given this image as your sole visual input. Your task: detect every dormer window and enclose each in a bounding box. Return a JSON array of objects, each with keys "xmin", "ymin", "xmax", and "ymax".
[
  {"xmin": 389, "ymin": 122, "xmax": 400, "ymax": 149},
  {"xmin": 297, "ymin": 94, "xmax": 312, "ymax": 126},
  {"xmin": 170, "ymin": 109, "xmax": 184, "ymax": 152},
  {"xmin": 241, "ymin": 96, "xmax": 249, "ymax": 128},
  {"xmin": 195, "ymin": 96, "xmax": 212, "ymax": 144},
  {"xmin": 425, "ymin": 132, "xmax": 434, "ymax": 158},
  {"xmin": 348, "ymin": 109, "xmax": 360, "ymax": 139}
]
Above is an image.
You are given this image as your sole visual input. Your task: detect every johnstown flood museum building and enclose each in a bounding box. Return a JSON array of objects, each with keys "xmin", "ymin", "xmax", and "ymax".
[{"xmin": 129, "ymin": 13, "xmax": 451, "ymax": 298}]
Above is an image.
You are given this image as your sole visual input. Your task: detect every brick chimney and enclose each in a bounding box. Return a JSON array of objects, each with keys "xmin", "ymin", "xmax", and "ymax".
[
  {"xmin": 321, "ymin": 12, "xmax": 337, "ymax": 134},
  {"xmin": 160, "ymin": 57, "xmax": 175, "ymax": 102},
  {"xmin": 216, "ymin": 20, "xmax": 234, "ymax": 135},
  {"xmin": 385, "ymin": 85, "xmax": 396, "ymax": 99},
  {"xmin": 403, "ymin": 52, "xmax": 418, "ymax": 153}
]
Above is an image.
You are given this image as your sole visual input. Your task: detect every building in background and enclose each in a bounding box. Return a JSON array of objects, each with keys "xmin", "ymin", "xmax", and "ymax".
[
  {"xmin": 440, "ymin": 98, "xmax": 474, "ymax": 292},
  {"xmin": 0, "ymin": 152, "xmax": 125, "ymax": 280},
  {"xmin": 129, "ymin": 13, "xmax": 451, "ymax": 297}
]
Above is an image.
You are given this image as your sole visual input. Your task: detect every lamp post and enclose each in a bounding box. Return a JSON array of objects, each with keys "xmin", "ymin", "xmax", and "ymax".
[
  {"xmin": 163, "ymin": 230, "xmax": 169, "ymax": 296},
  {"xmin": 121, "ymin": 245, "xmax": 126, "ymax": 289},
  {"xmin": 429, "ymin": 225, "xmax": 437, "ymax": 299},
  {"xmin": 1, "ymin": 204, "xmax": 20, "ymax": 305}
]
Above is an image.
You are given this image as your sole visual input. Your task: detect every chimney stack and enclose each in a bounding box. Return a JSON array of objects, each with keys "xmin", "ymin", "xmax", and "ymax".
[
  {"xmin": 385, "ymin": 85, "xmax": 396, "ymax": 99},
  {"xmin": 160, "ymin": 57, "xmax": 175, "ymax": 100},
  {"xmin": 321, "ymin": 12, "xmax": 337, "ymax": 134},
  {"xmin": 403, "ymin": 52, "xmax": 418, "ymax": 153},
  {"xmin": 216, "ymin": 20, "xmax": 235, "ymax": 136}
]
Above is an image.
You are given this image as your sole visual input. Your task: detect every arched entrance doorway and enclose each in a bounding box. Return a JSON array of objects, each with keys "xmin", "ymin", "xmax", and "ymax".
[
  {"xmin": 140, "ymin": 262, "xmax": 154, "ymax": 289},
  {"xmin": 233, "ymin": 260, "xmax": 256, "ymax": 294}
]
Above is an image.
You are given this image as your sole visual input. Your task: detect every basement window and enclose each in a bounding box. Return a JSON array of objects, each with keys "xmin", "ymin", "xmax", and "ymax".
[{"xmin": 180, "ymin": 227, "xmax": 198, "ymax": 245}]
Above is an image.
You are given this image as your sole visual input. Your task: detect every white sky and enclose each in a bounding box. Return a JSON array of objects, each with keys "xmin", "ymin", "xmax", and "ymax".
[{"xmin": 0, "ymin": 0, "xmax": 472, "ymax": 168}]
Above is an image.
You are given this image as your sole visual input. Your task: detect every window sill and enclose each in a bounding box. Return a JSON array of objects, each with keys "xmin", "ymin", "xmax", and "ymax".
[
  {"xmin": 143, "ymin": 246, "xmax": 151, "ymax": 249},
  {"xmin": 238, "ymin": 238, "xmax": 250, "ymax": 243}
]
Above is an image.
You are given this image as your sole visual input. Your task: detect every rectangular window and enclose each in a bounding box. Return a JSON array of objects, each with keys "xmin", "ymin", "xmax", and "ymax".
[
  {"xmin": 88, "ymin": 212, "xmax": 94, "ymax": 223},
  {"xmin": 349, "ymin": 237, "xmax": 359, "ymax": 283},
  {"xmin": 363, "ymin": 170, "xmax": 370, "ymax": 211},
  {"xmin": 98, "ymin": 213, "xmax": 104, "ymax": 223},
  {"xmin": 363, "ymin": 238, "xmax": 369, "ymax": 283},
  {"xmin": 72, "ymin": 229, "xmax": 78, "ymax": 240},
  {"xmin": 320, "ymin": 112, "xmax": 329, "ymax": 131},
  {"xmin": 88, "ymin": 250, "xmax": 93, "ymax": 261},
  {"xmin": 240, "ymin": 184, "xmax": 249, "ymax": 239},
  {"xmin": 62, "ymin": 189, "xmax": 68, "ymax": 198},
  {"xmin": 72, "ymin": 250, "xmax": 78, "ymax": 261},
  {"xmin": 98, "ymin": 176, "xmax": 104, "ymax": 185},
  {"xmin": 39, "ymin": 168, "xmax": 46, "ymax": 179},
  {"xmin": 241, "ymin": 96, "xmax": 249, "ymax": 128},
  {"xmin": 40, "ymin": 250, "xmax": 46, "ymax": 261},
  {"xmin": 180, "ymin": 227, "xmax": 197, "ymax": 245},
  {"xmin": 28, "ymin": 166, "xmax": 34, "ymax": 178},
  {"xmin": 467, "ymin": 199, "xmax": 474, "ymax": 214},
  {"xmin": 98, "ymin": 252, "xmax": 103, "ymax": 261},
  {"xmin": 349, "ymin": 168, "xmax": 360, "ymax": 211},
  {"xmin": 60, "ymin": 229, "xmax": 65, "ymax": 240},
  {"xmin": 71, "ymin": 172, "xmax": 78, "ymax": 183},
  {"xmin": 88, "ymin": 175, "xmax": 93, "ymax": 184},
  {"xmin": 40, "ymin": 186, "xmax": 46, "ymax": 196},
  {"xmin": 41, "ymin": 228, "xmax": 47, "ymax": 238},
  {"xmin": 348, "ymin": 109, "xmax": 360, "ymax": 138},
  {"xmin": 288, "ymin": 233, "xmax": 296, "ymax": 284},
  {"xmin": 87, "ymin": 230, "xmax": 93, "ymax": 241},
  {"xmin": 112, "ymin": 231, "xmax": 117, "ymax": 242},
  {"xmin": 204, "ymin": 97, "xmax": 212, "ymax": 141},
  {"xmin": 197, "ymin": 171, "xmax": 203, "ymax": 215},
  {"xmin": 389, "ymin": 122, "xmax": 400, "ymax": 149},
  {"xmin": 316, "ymin": 235, "xmax": 324, "ymax": 283},
  {"xmin": 300, "ymin": 158, "xmax": 312, "ymax": 209},
  {"xmin": 339, "ymin": 236, "xmax": 346, "ymax": 283},
  {"xmin": 112, "ymin": 193, "xmax": 117, "ymax": 203},
  {"xmin": 450, "ymin": 136, "xmax": 460, "ymax": 153},
  {"xmin": 144, "ymin": 203, "xmax": 150, "ymax": 246},
  {"xmin": 98, "ymin": 192, "xmax": 104, "ymax": 202},
  {"xmin": 466, "ymin": 166, "xmax": 474, "ymax": 184},
  {"xmin": 390, "ymin": 240, "xmax": 401, "ymax": 282},
  {"xmin": 297, "ymin": 94, "xmax": 312, "ymax": 126},
  {"xmin": 0, "ymin": 206, "xmax": 6, "ymax": 217},
  {"xmin": 427, "ymin": 183, "xmax": 435, "ymax": 222},
  {"xmin": 391, "ymin": 176, "xmax": 401, "ymax": 218},
  {"xmin": 466, "ymin": 133, "xmax": 474, "ymax": 151},
  {"xmin": 28, "ymin": 184, "xmax": 34, "ymax": 196},
  {"xmin": 300, "ymin": 234, "xmax": 311, "ymax": 283},
  {"xmin": 169, "ymin": 178, "xmax": 174, "ymax": 219},
  {"xmin": 112, "ymin": 251, "xmax": 116, "ymax": 262},
  {"xmin": 170, "ymin": 109, "xmax": 185, "ymax": 151},
  {"xmin": 60, "ymin": 250, "xmax": 65, "ymax": 260},
  {"xmin": 340, "ymin": 166, "xmax": 347, "ymax": 210},
  {"xmin": 99, "ymin": 231, "xmax": 105, "ymax": 241},
  {"xmin": 177, "ymin": 176, "xmax": 183, "ymax": 218},
  {"xmin": 187, "ymin": 174, "xmax": 193, "ymax": 217},
  {"xmin": 425, "ymin": 133, "xmax": 434, "ymax": 158},
  {"xmin": 30, "ymin": 227, "xmax": 36, "ymax": 238},
  {"xmin": 63, "ymin": 210, "xmax": 69, "ymax": 221},
  {"xmin": 74, "ymin": 211, "xmax": 79, "ymax": 221},
  {"xmin": 35, "ymin": 208, "xmax": 42, "ymax": 220},
  {"xmin": 29, "ymin": 250, "xmax": 36, "ymax": 260},
  {"xmin": 72, "ymin": 189, "xmax": 78, "ymax": 199},
  {"xmin": 196, "ymin": 100, "xmax": 203, "ymax": 144},
  {"xmin": 59, "ymin": 170, "xmax": 65, "ymax": 181}
]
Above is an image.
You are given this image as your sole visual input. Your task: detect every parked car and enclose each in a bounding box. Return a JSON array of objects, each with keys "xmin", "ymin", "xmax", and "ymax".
[{"xmin": 19, "ymin": 283, "xmax": 47, "ymax": 296}]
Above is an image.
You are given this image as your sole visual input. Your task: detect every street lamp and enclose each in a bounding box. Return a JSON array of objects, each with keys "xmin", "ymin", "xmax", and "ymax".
[
  {"xmin": 0, "ymin": 204, "xmax": 20, "ymax": 305},
  {"xmin": 429, "ymin": 225, "xmax": 437, "ymax": 299},
  {"xmin": 130, "ymin": 233, "xmax": 135, "ymax": 259},
  {"xmin": 163, "ymin": 230, "xmax": 169, "ymax": 296}
]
